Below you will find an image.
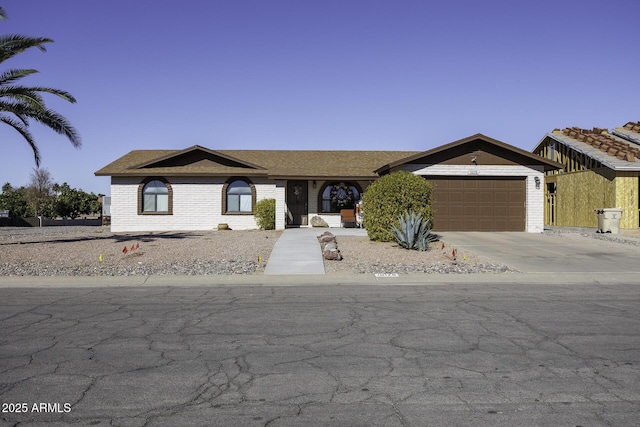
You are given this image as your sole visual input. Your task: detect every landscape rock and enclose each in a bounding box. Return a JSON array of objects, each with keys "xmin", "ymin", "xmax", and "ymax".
[
  {"xmin": 323, "ymin": 249, "xmax": 343, "ymax": 261},
  {"xmin": 311, "ymin": 216, "xmax": 329, "ymax": 227},
  {"xmin": 324, "ymin": 242, "xmax": 338, "ymax": 251},
  {"xmin": 318, "ymin": 235, "xmax": 336, "ymax": 243}
]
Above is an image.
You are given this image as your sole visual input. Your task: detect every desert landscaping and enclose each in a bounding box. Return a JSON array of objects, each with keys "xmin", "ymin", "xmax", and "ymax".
[{"xmin": 0, "ymin": 226, "xmax": 517, "ymax": 276}]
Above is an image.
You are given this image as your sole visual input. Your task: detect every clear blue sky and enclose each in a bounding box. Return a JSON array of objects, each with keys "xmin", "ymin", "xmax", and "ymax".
[{"xmin": 1, "ymin": 0, "xmax": 638, "ymax": 196}]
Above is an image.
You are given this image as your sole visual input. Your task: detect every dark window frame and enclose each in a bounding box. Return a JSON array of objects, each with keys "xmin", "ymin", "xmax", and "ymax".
[
  {"xmin": 222, "ymin": 177, "xmax": 257, "ymax": 215},
  {"xmin": 317, "ymin": 181, "xmax": 362, "ymax": 213},
  {"xmin": 138, "ymin": 177, "xmax": 173, "ymax": 215}
]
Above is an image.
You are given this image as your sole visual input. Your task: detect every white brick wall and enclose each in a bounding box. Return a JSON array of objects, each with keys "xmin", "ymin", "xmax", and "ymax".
[
  {"xmin": 400, "ymin": 164, "xmax": 545, "ymax": 233},
  {"xmin": 110, "ymin": 176, "xmax": 277, "ymax": 232},
  {"xmin": 274, "ymin": 180, "xmax": 286, "ymax": 230},
  {"xmin": 110, "ymin": 168, "xmax": 545, "ymax": 233}
]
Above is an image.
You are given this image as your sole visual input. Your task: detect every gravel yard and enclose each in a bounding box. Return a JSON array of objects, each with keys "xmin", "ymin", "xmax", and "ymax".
[
  {"xmin": 0, "ymin": 227, "xmax": 281, "ymax": 276},
  {"xmin": 323, "ymin": 235, "xmax": 516, "ymax": 274},
  {"xmin": 3, "ymin": 225, "xmax": 638, "ymax": 277},
  {"xmin": 0, "ymin": 226, "xmax": 517, "ymax": 276}
]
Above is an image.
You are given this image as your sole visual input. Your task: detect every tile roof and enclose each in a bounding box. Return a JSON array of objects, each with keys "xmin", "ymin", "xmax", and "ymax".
[
  {"xmin": 541, "ymin": 121, "xmax": 640, "ymax": 171},
  {"xmin": 612, "ymin": 121, "xmax": 640, "ymax": 145},
  {"xmin": 558, "ymin": 125, "xmax": 640, "ymax": 162}
]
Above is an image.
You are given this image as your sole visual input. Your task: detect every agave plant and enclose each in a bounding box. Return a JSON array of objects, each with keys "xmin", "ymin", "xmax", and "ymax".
[{"xmin": 391, "ymin": 211, "xmax": 436, "ymax": 251}]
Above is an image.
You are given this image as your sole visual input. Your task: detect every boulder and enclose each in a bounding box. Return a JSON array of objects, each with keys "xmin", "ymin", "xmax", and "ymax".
[
  {"xmin": 317, "ymin": 231, "xmax": 335, "ymax": 242},
  {"xmin": 324, "ymin": 242, "xmax": 338, "ymax": 252},
  {"xmin": 311, "ymin": 216, "xmax": 329, "ymax": 227},
  {"xmin": 324, "ymin": 249, "xmax": 343, "ymax": 261}
]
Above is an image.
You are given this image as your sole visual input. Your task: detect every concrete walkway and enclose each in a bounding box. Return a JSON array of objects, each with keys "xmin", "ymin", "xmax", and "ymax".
[{"xmin": 264, "ymin": 227, "xmax": 367, "ymax": 275}]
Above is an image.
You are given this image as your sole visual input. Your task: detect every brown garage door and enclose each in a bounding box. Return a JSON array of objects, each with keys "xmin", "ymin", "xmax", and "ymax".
[{"xmin": 427, "ymin": 177, "xmax": 525, "ymax": 231}]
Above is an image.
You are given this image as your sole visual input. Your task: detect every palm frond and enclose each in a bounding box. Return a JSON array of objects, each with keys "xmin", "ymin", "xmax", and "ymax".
[
  {"xmin": 0, "ymin": 113, "xmax": 40, "ymax": 166},
  {"xmin": 0, "ymin": 101, "xmax": 33, "ymax": 125},
  {"xmin": 20, "ymin": 86, "xmax": 76, "ymax": 103},
  {"xmin": 0, "ymin": 88, "xmax": 46, "ymax": 109},
  {"xmin": 0, "ymin": 68, "xmax": 39, "ymax": 84},
  {"xmin": 28, "ymin": 107, "xmax": 82, "ymax": 149},
  {"xmin": 0, "ymin": 35, "xmax": 54, "ymax": 63},
  {"xmin": 0, "ymin": 100, "xmax": 81, "ymax": 149},
  {"xmin": 0, "ymin": 9, "xmax": 80, "ymax": 166},
  {"xmin": 0, "ymin": 85, "xmax": 75, "ymax": 105}
]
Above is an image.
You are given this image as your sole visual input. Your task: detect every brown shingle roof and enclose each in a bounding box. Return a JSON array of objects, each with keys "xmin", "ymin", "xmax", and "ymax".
[
  {"xmin": 95, "ymin": 147, "xmax": 420, "ymax": 179},
  {"xmin": 559, "ymin": 126, "xmax": 640, "ymax": 162},
  {"xmin": 220, "ymin": 150, "xmax": 420, "ymax": 178},
  {"xmin": 377, "ymin": 133, "xmax": 563, "ymax": 173}
]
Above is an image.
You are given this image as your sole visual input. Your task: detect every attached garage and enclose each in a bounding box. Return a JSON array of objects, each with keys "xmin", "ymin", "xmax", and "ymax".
[
  {"xmin": 375, "ymin": 134, "xmax": 562, "ymax": 233},
  {"xmin": 427, "ymin": 176, "xmax": 525, "ymax": 231}
]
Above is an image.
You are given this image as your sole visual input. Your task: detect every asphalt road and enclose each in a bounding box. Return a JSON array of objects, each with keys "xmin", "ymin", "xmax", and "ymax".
[{"xmin": 1, "ymin": 283, "xmax": 639, "ymax": 426}]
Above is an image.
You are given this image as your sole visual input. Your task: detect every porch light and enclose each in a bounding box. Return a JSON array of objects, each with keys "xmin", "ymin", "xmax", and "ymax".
[{"xmin": 534, "ymin": 176, "xmax": 541, "ymax": 189}]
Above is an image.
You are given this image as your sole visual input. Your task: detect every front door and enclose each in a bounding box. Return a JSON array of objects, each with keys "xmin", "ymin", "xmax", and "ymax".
[{"xmin": 287, "ymin": 180, "xmax": 308, "ymax": 226}]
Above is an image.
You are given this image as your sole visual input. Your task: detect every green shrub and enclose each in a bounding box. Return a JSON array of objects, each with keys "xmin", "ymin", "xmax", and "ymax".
[
  {"xmin": 254, "ymin": 198, "xmax": 276, "ymax": 230},
  {"xmin": 362, "ymin": 171, "xmax": 434, "ymax": 242}
]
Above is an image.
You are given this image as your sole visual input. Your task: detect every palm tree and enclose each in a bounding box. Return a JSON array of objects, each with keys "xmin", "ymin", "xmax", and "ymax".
[{"xmin": 0, "ymin": 6, "xmax": 81, "ymax": 167}]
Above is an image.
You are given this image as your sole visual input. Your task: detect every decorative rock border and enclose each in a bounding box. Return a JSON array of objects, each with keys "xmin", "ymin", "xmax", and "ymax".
[{"xmin": 317, "ymin": 231, "xmax": 342, "ymax": 261}]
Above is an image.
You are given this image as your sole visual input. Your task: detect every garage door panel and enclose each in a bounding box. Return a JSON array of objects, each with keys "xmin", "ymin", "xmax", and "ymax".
[
  {"xmin": 463, "ymin": 206, "xmax": 478, "ymax": 216},
  {"xmin": 511, "ymin": 194, "xmax": 525, "ymax": 204},
  {"xmin": 492, "ymin": 219, "xmax": 510, "ymax": 230},
  {"xmin": 448, "ymin": 219, "xmax": 465, "ymax": 230},
  {"xmin": 509, "ymin": 219, "xmax": 523, "ymax": 229},
  {"xmin": 464, "ymin": 219, "xmax": 479, "ymax": 229},
  {"xmin": 464, "ymin": 192, "xmax": 479, "ymax": 203},
  {"xmin": 448, "ymin": 206, "xmax": 464, "ymax": 216},
  {"xmin": 478, "ymin": 219, "xmax": 496, "ymax": 229},
  {"xmin": 478, "ymin": 180, "xmax": 494, "ymax": 190},
  {"xmin": 508, "ymin": 206, "xmax": 524, "ymax": 216},
  {"xmin": 478, "ymin": 205, "xmax": 493, "ymax": 216},
  {"xmin": 428, "ymin": 177, "xmax": 525, "ymax": 231},
  {"xmin": 449, "ymin": 193, "xmax": 464, "ymax": 203},
  {"xmin": 493, "ymin": 192, "xmax": 509, "ymax": 203}
]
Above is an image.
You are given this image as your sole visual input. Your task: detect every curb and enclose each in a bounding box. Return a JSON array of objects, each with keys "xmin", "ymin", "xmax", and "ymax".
[{"xmin": 1, "ymin": 271, "xmax": 639, "ymax": 288}]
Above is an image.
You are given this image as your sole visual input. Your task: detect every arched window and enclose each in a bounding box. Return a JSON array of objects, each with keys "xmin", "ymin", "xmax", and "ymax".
[
  {"xmin": 319, "ymin": 182, "xmax": 361, "ymax": 213},
  {"xmin": 223, "ymin": 178, "xmax": 256, "ymax": 214},
  {"xmin": 138, "ymin": 178, "xmax": 172, "ymax": 214}
]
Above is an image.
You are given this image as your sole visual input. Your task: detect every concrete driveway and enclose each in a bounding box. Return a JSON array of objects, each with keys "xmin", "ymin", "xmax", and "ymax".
[{"xmin": 440, "ymin": 232, "xmax": 640, "ymax": 274}]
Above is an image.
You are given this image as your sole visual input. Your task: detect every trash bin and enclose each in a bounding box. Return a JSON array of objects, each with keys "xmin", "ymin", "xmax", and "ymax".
[{"xmin": 594, "ymin": 208, "xmax": 623, "ymax": 234}]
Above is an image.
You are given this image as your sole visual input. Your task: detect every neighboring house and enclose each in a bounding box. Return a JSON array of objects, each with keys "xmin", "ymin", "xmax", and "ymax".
[
  {"xmin": 95, "ymin": 134, "xmax": 560, "ymax": 233},
  {"xmin": 533, "ymin": 122, "xmax": 640, "ymax": 230}
]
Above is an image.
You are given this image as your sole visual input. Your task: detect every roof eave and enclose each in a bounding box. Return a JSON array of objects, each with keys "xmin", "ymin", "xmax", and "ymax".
[
  {"xmin": 95, "ymin": 171, "xmax": 269, "ymax": 178},
  {"xmin": 268, "ymin": 174, "xmax": 379, "ymax": 180}
]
